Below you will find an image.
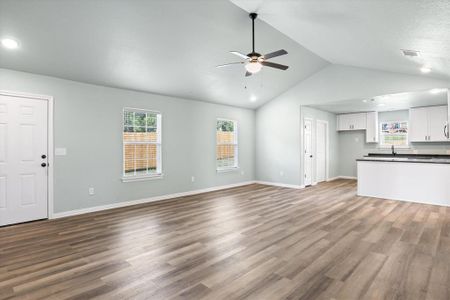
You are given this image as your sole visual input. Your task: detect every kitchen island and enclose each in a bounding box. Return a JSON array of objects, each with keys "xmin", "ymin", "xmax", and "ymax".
[{"xmin": 357, "ymin": 154, "xmax": 450, "ymax": 206}]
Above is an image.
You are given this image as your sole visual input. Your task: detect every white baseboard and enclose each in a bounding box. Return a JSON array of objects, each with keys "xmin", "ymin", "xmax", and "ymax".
[
  {"xmin": 327, "ymin": 176, "xmax": 357, "ymax": 181},
  {"xmin": 255, "ymin": 181, "xmax": 304, "ymax": 189},
  {"xmin": 52, "ymin": 181, "xmax": 256, "ymax": 219}
]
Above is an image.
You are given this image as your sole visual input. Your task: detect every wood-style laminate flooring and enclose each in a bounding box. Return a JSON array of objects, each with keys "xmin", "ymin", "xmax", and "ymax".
[{"xmin": 1, "ymin": 179, "xmax": 450, "ymax": 300}]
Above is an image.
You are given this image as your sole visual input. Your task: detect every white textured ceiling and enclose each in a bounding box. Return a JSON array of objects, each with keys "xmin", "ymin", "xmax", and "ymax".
[
  {"xmin": 231, "ymin": 0, "xmax": 450, "ymax": 80},
  {"xmin": 308, "ymin": 89, "xmax": 449, "ymax": 114},
  {"xmin": 0, "ymin": 0, "xmax": 328, "ymax": 108}
]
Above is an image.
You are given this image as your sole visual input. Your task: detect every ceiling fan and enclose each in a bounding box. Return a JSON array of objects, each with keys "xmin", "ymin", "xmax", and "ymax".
[{"xmin": 217, "ymin": 12, "xmax": 289, "ymax": 76}]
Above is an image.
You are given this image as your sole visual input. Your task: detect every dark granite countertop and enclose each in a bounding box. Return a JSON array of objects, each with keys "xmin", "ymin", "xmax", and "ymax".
[{"xmin": 357, "ymin": 153, "xmax": 450, "ymax": 164}]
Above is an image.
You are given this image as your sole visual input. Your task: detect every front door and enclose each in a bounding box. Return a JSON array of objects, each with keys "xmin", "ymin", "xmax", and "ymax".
[{"xmin": 0, "ymin": 94, "xmax": 48, "ymax": 226}]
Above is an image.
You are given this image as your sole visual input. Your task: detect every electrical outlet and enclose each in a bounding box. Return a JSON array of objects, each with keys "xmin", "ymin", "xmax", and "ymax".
[
  {"xmin": 88, "ymin": 187, "xmax": 95, "ymax": 196},
  {"xmin": 241, "ymin": 170, "xmax": 245, "ymax": 175},
  {"xmin": 280, "ymin": 171, "xmax": 284, "ymax": 177},
  {"xmin": 191, "ymin": 176, "xmax": 195, "ymax": 182}
]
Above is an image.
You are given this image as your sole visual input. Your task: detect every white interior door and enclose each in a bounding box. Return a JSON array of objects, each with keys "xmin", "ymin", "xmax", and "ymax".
[
  {"xmin": 316, "ymin": 120, "xmax": 328, "ymax": 183},
  {"xmin": 0, "ymin": 94, "xmax": 48, "ymax": 226},
  {"xmin": 304, "ymin": 118, "xmax": 313, "ymax": 186}
]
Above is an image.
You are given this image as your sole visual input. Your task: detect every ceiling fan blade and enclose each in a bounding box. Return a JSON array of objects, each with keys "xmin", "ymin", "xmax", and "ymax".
[
  {"xmin": 230, "ymin": 51, "xmax": 250, "ymax": 60},
  {"xmin": 264, "ymin": 49, "xmax": 288, "ymax": 60},
  {"xmin": 261, "ymin": 61, "xmax": 289, "ymax": 70},
  {"xmin": 216, "ymin": 62, "xmax": 245, "ymax": 68},
  {"xmin": 245, "ymin": 71, "xmax": 252, "ymax": 77}
]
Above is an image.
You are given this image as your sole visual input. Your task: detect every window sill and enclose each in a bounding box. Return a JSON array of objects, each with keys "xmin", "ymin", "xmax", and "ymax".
[
  {"xmin": 216, "ymin": 167, "xmax": 240, "ymax": 173},
  {"xmin": 377, "ymin": 146, "xmax": 411, "ymax": 150},
  {"xmin": 121, "ymin": 174, "xmax": 164, "ymax": 183}
]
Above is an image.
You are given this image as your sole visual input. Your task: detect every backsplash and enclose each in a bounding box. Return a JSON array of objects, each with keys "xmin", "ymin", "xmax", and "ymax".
[{"xmin": 338, "ymin": 131, "xmax": 450, "ymax": 177}]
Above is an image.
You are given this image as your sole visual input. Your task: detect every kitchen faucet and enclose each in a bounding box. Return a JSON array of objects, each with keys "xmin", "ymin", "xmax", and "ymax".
[{"xmin": 391, "ymin": 145, "xmax": 397, "ymax": 156}]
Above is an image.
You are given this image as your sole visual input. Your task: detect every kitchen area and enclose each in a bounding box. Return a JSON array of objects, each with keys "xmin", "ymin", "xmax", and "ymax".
[{"xmin": 304, "ymin": 88, "xmax": 450, "ymax": 206}]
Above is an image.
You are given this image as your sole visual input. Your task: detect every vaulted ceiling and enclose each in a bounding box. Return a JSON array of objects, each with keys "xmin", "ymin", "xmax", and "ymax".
[
  {"xmin": 231, "ymin": 0, "xmax": 450, "ymax": 80},
  {"xmin": 1, "ymin": 0, "xmax": 449, "ymax": 109},
  {"xmin": 0, "ymin": 0, "xmax": 327, "ymax": 108}
]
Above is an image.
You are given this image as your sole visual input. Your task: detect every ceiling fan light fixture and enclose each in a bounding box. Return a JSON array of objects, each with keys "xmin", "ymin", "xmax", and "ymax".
[
  {"xmin": 221, "ymin": 13, "xmax": 288, "ymax": 76},
  {"xmin": 245, "ymin": 61, "xmax": 262, "ymax": 73}
]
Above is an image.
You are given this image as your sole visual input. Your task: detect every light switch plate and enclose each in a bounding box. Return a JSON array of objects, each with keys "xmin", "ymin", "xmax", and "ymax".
[{"xmin": 55, "ymin": 148, "xmax": 67, "ymax": 156}]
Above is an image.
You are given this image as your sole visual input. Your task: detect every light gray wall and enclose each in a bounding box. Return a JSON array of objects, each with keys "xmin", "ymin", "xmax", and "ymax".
[
  {"xmin": 0, "ymin": 68, "xmax": 255, "ymax": 213},
  {"xmin": 300, "ymin": 106, "xmax": 339, "ymax": 184},
  {"xmin": 255, "ymin": 64, "xmax": 449, "ymax": 186},
  {"xmin": 338, "ymin": 109, "xmax": 450, "ymax": 177}
]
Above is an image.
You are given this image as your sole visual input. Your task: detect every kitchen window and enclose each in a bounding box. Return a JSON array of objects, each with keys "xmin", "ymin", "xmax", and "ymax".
[
  {"xmin": 216, "ymin": 119, "xmax": 238, "ymax": 171},
  {"xmin": 380, "ymin": 121, "xmax": 408, "ymax": 147},
  {"xmin": 122, "ymin": 108, "xmax": 162, "ymax": 181}
]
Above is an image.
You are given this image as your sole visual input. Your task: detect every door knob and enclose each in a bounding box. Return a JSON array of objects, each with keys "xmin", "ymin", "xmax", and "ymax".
[
  {"xmin": 41, "ymin": 163, "xmax": 47, "ymax": 167},
  {"xmin": 41, "ymin": 154, "xmax": 47, "ymax": 159}
]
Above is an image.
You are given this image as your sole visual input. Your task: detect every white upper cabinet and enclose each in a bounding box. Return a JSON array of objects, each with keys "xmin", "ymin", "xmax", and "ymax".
[
  {"xmin": 447, "ymin": 90, "xmax": 450, "ymax": 139},
  {"xmin": 352, "ymin": 113, "xmax": 367, "ymax": 130},
  {"xmin": 337, "ymin": 113, "xmax": 367, "ymax": 131},
  {"xmin": 428, "ymin": 106, "xmax": 448, "ymax": 141},
  {"xmin": 366, "ymin": 112, "xmax": 378, "ymax": 143},
  {"xmin": 409, "ymin": 107, "xmax": 428, "ymax": 142},
  {"xmin": 410, "ymin": 105, "xmax": 448, "ymax": 142}
]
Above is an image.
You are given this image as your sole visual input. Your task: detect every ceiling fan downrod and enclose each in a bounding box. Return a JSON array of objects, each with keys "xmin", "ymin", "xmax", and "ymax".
[{"xmin": 250, "ymin": 12, "xmax": 257, "ymax": 54}]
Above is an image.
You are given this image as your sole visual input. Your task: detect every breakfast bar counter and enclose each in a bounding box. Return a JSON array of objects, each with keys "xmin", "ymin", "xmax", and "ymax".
[{"xmin": 357, "ymin": 154, "xmax": 450, "ymax": 206}]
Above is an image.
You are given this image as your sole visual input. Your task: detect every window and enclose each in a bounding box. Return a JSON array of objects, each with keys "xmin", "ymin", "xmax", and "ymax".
[
  {"xmin": 123, "ymin": 108, "xmax": 162, "ymax": 180},
  {"xmin": 216, "ymin": 119, "xmax": 238, "ymax": 170},
  {"xmin": 380, "ymin": 121, "xmax": 408, "ymax": 147}
]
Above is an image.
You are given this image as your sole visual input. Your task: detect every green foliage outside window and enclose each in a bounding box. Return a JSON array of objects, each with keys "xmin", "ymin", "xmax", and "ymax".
[
  {"xmin": 217, "ymin": 120, "xmax": 234, "ymax": 132},
  {"xmin": 124, "ymin": 111, "xmax": 158, "ymax": 132}
]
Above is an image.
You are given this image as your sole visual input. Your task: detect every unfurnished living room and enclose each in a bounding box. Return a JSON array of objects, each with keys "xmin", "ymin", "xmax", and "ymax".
[{"xmin": 1, "ymin": 0, "xmax": 450, "ymax": 299}]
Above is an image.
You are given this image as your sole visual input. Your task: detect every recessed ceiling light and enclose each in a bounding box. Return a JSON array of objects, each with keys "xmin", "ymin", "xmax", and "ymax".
[
  {"xmin": 377, "ymin": 103, "xmax": 386, "ymax": 107},
  {"xmin": 430, "ymin": 88, "xmax": 446, "ymax": 94},
  {"xmin": 362, "ymin": 99, "xmax": 368, "ymax": 103},
  {"xmin": 250, "ymin": 95, "xmax": 257, "ymax": 102},
  {"xmin": 420, "ymin": 67, "xmax": 431, "ymax": 73},
  {"xmin": 1, "ymin": 38, "xmax": 19, "ymax": 49}
]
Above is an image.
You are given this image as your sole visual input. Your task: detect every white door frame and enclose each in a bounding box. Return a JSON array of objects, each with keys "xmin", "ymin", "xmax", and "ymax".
[
  {"xmin": 0, "ymin": 90, "xmax": 54, "ymax": 219},
  {"xmin": 315, "ymin": 119, "xmax": 329, "ymax": 183},
  {"xmin": 303, "ymin": 117, "xmax": 314, "ymax": 186}
]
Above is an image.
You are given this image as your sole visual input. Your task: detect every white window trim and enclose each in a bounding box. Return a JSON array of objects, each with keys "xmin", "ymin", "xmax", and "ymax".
[
  {"xmin": 379, "ymin": 120, "xmax": 409, "ymax": 149},
  {"xmin": 122, "ymin": 108, "xmax": 163, "ymax": 182},
  {"xmin": 216, "ymin": 118, "xmax": 239, "ymax": 171},
  {"xmin": 121, "ymin": 174, "xmax": 164, "ymax": 182}
]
